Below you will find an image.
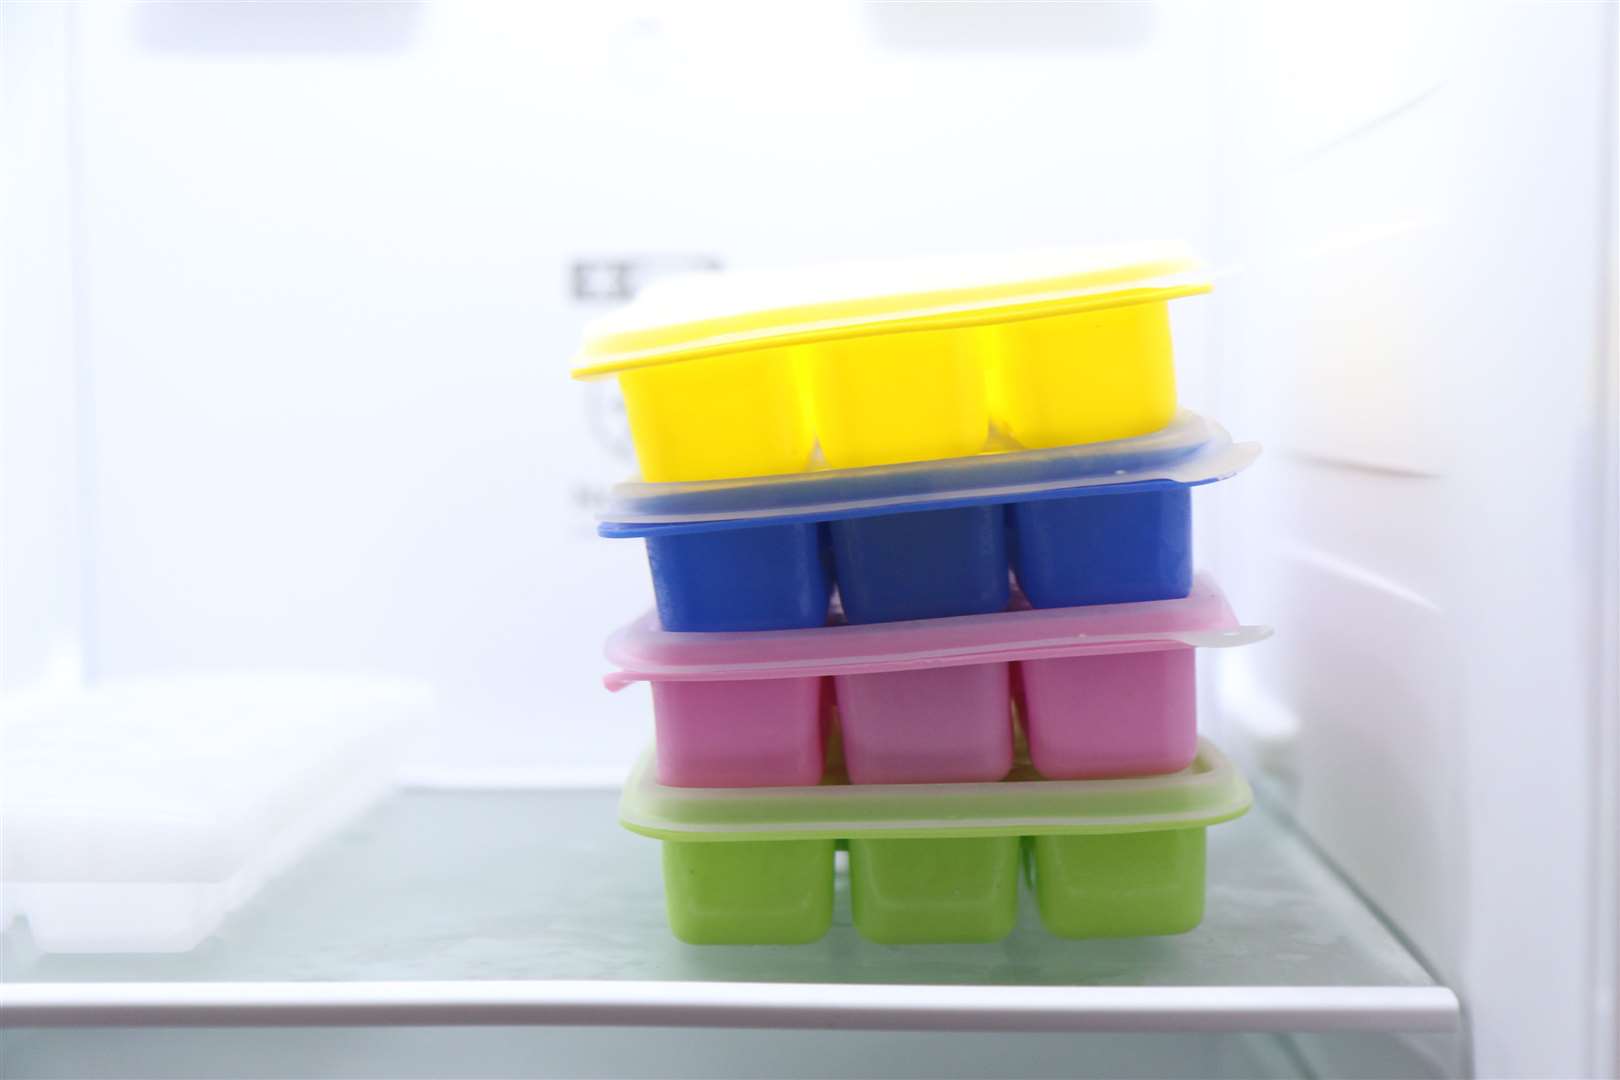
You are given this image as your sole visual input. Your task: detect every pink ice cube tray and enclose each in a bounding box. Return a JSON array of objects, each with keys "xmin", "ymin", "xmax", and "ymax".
[{"xmin": 605, "ymin": 573, "xmax": 1269, "ymax": 787}]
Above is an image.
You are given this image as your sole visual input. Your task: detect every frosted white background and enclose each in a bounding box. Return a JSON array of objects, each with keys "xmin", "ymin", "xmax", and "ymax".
[
  {"xmin": 5, "ymin": 5, "xmax": 1615, "ymax": 1075},
  {"xmin": 9, "ymin": 1, "xmax": 1219, "ymax": 782}
]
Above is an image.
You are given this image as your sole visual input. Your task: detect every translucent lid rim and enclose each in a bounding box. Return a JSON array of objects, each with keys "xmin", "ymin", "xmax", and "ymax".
[
  {"xmin": 600, "ymin": 411, "xmax": 1258, "ymax": 531},
  {"xmin": 619, "ymin": 737, "xmax": 1253, "ymax": 842},
  {"xmin": 604, "ymin": 573, "xmax": 1273, "ymax": 689}
]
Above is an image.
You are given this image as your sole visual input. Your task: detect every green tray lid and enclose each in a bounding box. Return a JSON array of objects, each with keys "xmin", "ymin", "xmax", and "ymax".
[{"xmin": 621, "ymin": 738, "xmax": 1253, "ymax": 842}]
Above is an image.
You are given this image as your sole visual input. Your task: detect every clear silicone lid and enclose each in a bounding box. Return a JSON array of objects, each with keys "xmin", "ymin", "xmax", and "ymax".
[
  {"xmin": 619, "ymin": 738, "xmax": 1252, "ymax": 842},
  {"xmin": 599, "ymin": 411, "xmax": 1257, "ymax": 533},
  {"xmin": 572, "ymin": 244, "xmax": 1211, "ymax": 378},
  {"xmin": 603, "ymin": 573, "xmax": 1270, "ymax": 690}
]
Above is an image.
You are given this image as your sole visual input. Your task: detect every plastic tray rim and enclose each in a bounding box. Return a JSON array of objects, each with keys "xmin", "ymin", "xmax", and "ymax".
[
  {"xmin": 619, "ymin": 738, "xmax": 1254, "ymax": 842},
  {"xmin": 573, "ymin": 248, "xmax": 1211, "ymax": 379},
  {"xmin": 603, "ymin": 573, "xmax": 1271, "ymax": 689},
  {"xmin": 598, "ymin": 411, "xmax": 1256, "ymax": 532}
]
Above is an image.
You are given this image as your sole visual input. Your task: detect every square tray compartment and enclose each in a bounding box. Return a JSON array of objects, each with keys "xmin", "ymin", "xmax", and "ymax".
[
  {"xmin": 662, "ymin": 839, "xmax": 836, "ymax": 945},
  {"xmin": 1010, "ymin": 487, "xmax": 1192, "ymax": 608},
  {"xmin": 830, "ymin": 505, "xmax": 1010, "ymax": 625},
  {"xmin": 645, "ymin": 521, "xmax": 832, "ymax": 632},
  {"xmin": 651, "ymin": 677, "xmax": 825, "ymax": 788},
  {"xmin": 1019, "ymin": 648, "xmax": 1197, "ymax": 779},
  {"xmin": 835, "ymin": 663, "xmax": 1014, "ymax": 784}
]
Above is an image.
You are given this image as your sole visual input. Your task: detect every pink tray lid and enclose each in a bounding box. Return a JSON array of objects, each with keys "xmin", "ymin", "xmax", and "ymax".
[{"xmin": 604, "ymin": 573, "xmax": 1270, "ymax": 689}]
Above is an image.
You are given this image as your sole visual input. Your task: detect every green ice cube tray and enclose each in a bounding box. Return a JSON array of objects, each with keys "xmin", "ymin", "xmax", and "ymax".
[{"xmin": 620, "ymin": 737, "xmax": 1251, "ymax": 945}]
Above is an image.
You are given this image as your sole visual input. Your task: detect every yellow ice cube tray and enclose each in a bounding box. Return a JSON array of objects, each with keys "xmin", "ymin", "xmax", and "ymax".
[{"xmin": 571, "ymin": 246, "xmax": 1212, "ymax": 482}]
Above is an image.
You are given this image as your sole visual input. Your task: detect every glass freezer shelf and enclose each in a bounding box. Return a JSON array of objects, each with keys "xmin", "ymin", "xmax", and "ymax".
[{"xmin": 1, "ymin": 788, "xmax": 1459, "ymax": 1035}]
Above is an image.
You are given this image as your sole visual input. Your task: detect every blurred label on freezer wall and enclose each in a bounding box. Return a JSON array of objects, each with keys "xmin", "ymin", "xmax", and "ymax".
[
  {"xmin": 570, "ymin": 254, "xmax": 723, "ymax": 507},
  {"xmin": 569, "ymin": 255, "xmax": 721, "ymax": 304}
]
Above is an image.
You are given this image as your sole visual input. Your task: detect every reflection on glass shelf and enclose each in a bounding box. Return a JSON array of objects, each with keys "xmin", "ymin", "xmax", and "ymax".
[
  {"xmin": 4, "ymin": 790, "xmax": 1445, "ymax": 993},
  {"xmin": 1, "ymin": 789, "xmax": 1463, "ymax": 1078}
]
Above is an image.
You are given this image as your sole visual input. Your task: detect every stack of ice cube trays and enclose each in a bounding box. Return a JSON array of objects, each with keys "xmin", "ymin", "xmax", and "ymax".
[{"xmin": 573, "ymin": 246, "xmax": 1269, "ymax": 945}]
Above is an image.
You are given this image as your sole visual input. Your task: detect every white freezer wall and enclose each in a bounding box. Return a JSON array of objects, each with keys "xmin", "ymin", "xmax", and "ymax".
[
  {"xmin": 0, "ymin": 4, "xmax": 84, "ymax": 693},
  {"xmin": 1207, "ymin": 3, "xmax": 1618, "ymax": 1078},
  {"xmin": 13, "ymin": 2, "xmax": 1221, "ymax": 781},
  {"xmin": 9, "ymin": 0, "xmax": 1619, "ymax": 1074}
]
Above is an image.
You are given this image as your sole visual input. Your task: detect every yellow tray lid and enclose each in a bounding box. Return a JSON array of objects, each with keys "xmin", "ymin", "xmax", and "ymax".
[{"xmin": 572, "ymin": 244, "xmax": 1212, "ymax": 379}]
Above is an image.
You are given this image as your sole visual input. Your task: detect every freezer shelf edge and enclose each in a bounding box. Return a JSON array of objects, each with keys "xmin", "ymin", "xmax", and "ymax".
[{"xmin": 0, "ymin": 980, "xmax": 1461, "ymax": 1034}]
